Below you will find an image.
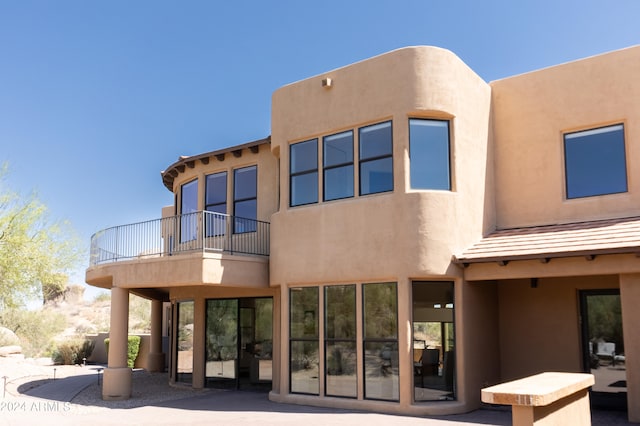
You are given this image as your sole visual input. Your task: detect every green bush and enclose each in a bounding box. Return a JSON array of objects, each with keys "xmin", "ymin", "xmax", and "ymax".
[
  {"xmin": 53, "ymin": 339, "xmax": 95, "ymax": 365},
  {"xmin": 104, "ymin": 335, "xmax": 141, "ymax": 368}
]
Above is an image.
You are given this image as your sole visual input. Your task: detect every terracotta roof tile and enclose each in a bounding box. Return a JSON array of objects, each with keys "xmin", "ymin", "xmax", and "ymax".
[{"xmin": 455, "ymin": 216, "xmax": 640, "ymax": 264}]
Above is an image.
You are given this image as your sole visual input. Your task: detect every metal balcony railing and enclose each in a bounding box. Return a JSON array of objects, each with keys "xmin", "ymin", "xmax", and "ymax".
[{"xmin": 89, "ymin": 211, "xmax": 270, "ymax": 266}]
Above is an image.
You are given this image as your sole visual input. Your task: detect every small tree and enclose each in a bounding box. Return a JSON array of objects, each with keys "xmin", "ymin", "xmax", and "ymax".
[{"xmin": 0, "ymin": 163, "xmax": 83, "ymax": 309}]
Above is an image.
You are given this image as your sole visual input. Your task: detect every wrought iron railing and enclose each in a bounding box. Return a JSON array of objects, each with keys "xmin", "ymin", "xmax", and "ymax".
[{"xmin": 89, "ymin": 211, "xmax": 270, "ymax": 266}]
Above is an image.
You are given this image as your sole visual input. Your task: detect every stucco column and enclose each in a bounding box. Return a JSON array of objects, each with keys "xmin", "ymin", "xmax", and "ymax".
[
  {"xmin": 147, "ymin": 299, "xmax": 165, "ymax": 372},
  {"xmin": 102, "ymin": 286, "xmax": 132, "ymax": 400},
  {"xmin": 191, "ymin": 297, "xmax": 206, "ymax": 389},
  {"xmin": 619, "ymin": 274, "xmax": 640, "ymax": 423},
  {"xmin": 397, "ymin": 277, "xmax": 412, "ymax": 408}
]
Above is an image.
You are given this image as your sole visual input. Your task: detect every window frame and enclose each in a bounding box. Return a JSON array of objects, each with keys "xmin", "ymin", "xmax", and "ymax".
[
  {"xmin": 233, "ymin": 165, "xmax": 257, "ymax": 234},
  {"xmin": 179, "ymin": 179, "xmax": 198, "ymax": 243},
  {"xmin": 408, "ymin": 118, "xmax": 451, "ymax": 191},
  {"xmin": 323, "ymin": 130, "xmax": 354, "ymax": 202},
  {"xmin": 205, "ymin": 171, "xmax": 228, "ymax": 237},
  {"xmin": 563, "ymin": 123, "xmax": 628, "ymax": 199},
  {"xmin": 290, "ymin": 139, "xmax": 319, "ymax": 207},
  {"xmin": 358, "ymin": 121, "xmax": 394, "ymax": 196}
]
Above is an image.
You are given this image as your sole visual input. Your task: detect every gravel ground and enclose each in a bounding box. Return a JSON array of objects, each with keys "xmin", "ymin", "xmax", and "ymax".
[{"xmin": 71, "ymin": 369, "xmax": 203, "ymax": 410}]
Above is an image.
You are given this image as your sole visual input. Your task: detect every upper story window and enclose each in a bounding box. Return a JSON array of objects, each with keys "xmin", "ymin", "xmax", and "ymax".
[
  {"xmin": 205, "ymin": 172, "xmax": 227, "ymax": 236},
  {"xmin": 290, "ymin": 139, "xmax": 319, "ymax": 207},
  {"xmin": 289, "ymin": 120, "xmax": 393, "ymax": 207},
  {"xmin": 205, "ymin": 172, "xmax": 227, "ymax": 214},
  {"xmin": 359, "ymin": 121, "xmax": 393, "ymax": 195},
  {"xmin": 409, "ymin": 119, "xmax": 451, "ymax": 190},
  {"xmin": 564, "ymin": 124, "xmax": 627, "ymax": 199},
  {"xmin": 234, "ymin": 165, "xmax": 257, "ymax": 233},
  {"xmin": 323, "ymin": 131, "xmax": 354, "ymax": 201},
  {"xmin": 180, "ymin": 179, "xmax": 198, "ymax": 242}
]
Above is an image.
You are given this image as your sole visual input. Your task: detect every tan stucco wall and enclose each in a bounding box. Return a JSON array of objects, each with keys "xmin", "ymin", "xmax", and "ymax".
[
  {"xmin": 270, "ymin": 46, "xmax": 492, "ymax": 285},
  {"xmin": 491, "ymin": 45, "xmax": 640, "ymax": 229},
  {"xmin": 497, "ymin": 275, "xmax": 618, "ymax": 381}
]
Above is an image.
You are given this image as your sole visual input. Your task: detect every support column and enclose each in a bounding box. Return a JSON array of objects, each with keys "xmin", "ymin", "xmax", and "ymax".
[
  {"xmin": 620, "ymin": 274, "xmax": 640, "ymax": 423},
  {"xmin": 102, "ymin": 286, "xmax": 132, "ymax": 400},
  {"xmin": 147, "ymin": 299, "xmax": 165, "ymax": 372}
]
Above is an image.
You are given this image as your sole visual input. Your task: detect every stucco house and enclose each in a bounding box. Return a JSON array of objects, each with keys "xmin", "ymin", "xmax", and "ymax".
[{"xmin": 86, "ymin": 45, "xmax": 640, "ymax": 422}]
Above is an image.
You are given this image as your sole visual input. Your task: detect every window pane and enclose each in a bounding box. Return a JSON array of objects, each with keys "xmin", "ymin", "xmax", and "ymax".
[
  {"xmin": 325, "ymin": 285, "xmax": 356, "ymax": 339},
  {"xmin": 234, "ymin": 166, "xmax": 257, "ymax": 200},
  {"xmin": 180, "ymin": 180, "xmax": 198, "ymax": 243},
  {"xmin": 324, "ymin": 131, "xmax": 353, "ymax": 167},
  {"xmin": 181, "ymin": 180, "xmax": 198, "ymax": 214},
  {"xmin": 324, "ymin": 165, "xmax": 354, "ymax": 201},
  {"xmin": 363, "ymin": 283, "xmax": 397, "ymax": 339},
  {"xmin": 409, "ymin": 119, "xmax": 451, "ymax": 190},
  {"xmin": 291, "ymin": 139, "xmax": 318, "ymax": 173},
  {"xmin": 290, "ymin": 340, "xmax": 319, "ymax": 394},
  {"xmin": 205, "ymin": 299, "xmax": 238, "ymax": 382},
  {"xmin": 364, "ymin": 341, "xmax": 399, "ymax": 401},
  {"xmin": 234, "ymin": 199, "xmax": 257, "ymax": 233},
  {"xmin": 206, "ymin": 172, "xmax": 227, "ymax": 206},
  {"xmin": 326, "ymin": 341, "xmax": 357, "ymax": 397},
  {"xmin": 291, "ymin": 172, "xmax": 318, "ymax": 206},
  {"xmin": 359, "ymin": 121, "xmax": 392, "ymax": 160},
  {"xmin": 176, "ymin": 300, "xmax": 194, "ymax": 384},
  {"xmin": 290, "ymin": 287, "xmax": 319, "ymax": 339},
  {"xmin": 360, "ymin": 157, "xmax": 393, "ymax": 195},
  {"xmin": 564, "ymin": 124, "xmax": 627, "ymax": 198}
]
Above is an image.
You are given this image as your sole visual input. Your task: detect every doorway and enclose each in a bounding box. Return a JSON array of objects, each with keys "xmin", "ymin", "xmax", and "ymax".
[
  {"xmin": 580, "ymin": 290, "xmax": 626, "ymax": 410},
  {"xmin": 204, "ymin": 297, "xmax": 273, "ymax": 391},
  {"xmin": 412, "ymin": 281, "xmax": 455, "ymax": 402}
]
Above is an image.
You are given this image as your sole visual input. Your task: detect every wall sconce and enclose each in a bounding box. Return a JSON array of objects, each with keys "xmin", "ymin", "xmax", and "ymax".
[{"xmin": 321, "ymin": 77, "xmax": 332, "ymax": 88}]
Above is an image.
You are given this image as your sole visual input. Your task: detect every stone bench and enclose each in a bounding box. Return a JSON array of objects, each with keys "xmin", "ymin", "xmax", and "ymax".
[{"xmin": 481, "ymin": 372, "xmax": 594, "ymax": 426}]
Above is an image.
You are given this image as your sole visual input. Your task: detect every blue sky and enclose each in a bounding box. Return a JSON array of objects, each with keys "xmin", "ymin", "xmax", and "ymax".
[{"xmin": 1, "ymin": 1, "xmax": 639, "ymax": 297}]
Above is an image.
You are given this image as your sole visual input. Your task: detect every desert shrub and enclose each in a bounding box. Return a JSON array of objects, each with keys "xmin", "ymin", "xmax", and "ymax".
[
  {"xmin": 0, "ymin": 308, "xmax": 66, "ymax": 357},
  {"xmin": 53, "ymin": 339, "xmax": 95, "ymax": 365},
  {"xmin": 104, "ymin": 335, "xmax": 141, "ymax": 368}
]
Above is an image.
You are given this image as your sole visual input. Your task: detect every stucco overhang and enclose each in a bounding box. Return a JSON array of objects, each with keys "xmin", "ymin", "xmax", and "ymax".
[
  {"xmin": 160, "ymin": 136, "xmax": 271, "ymax": 191},
  {"xmin": 454, "ymin": 216, "xmax": 640, "ymax": 266}
]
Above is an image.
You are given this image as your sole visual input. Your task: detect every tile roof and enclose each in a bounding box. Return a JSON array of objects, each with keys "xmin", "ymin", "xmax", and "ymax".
[{"xmin": 454, "ymin": 216, "xmax": 640, "ymax": 265}]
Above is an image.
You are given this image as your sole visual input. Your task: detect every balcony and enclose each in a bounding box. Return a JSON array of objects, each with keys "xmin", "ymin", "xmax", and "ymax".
[{"xmin": 90, "ymin": 211, "xmax": 270, "ymax": 266}]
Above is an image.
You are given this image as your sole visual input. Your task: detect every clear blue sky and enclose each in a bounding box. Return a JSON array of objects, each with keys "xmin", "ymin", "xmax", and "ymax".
[{"xmin": 1, "ymin": 1, "xmax": 639, "ymax": 296}]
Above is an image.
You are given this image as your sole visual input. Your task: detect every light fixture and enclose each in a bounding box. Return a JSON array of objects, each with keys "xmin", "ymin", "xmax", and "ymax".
[{"xmin": 321, "ymin": 77, "xmax": 332, "ymax": 88}]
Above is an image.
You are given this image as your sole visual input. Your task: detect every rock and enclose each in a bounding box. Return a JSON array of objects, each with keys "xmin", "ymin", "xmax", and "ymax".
[{"xmin": 0, "ymin": 327, "xmax": 20, "ymax": 346}]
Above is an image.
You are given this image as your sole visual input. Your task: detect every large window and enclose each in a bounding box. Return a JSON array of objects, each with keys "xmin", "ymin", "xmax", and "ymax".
[
  {"xmin": 234, "ymin": 166, "xmax": 257, "ymax": 233},
  {"xmin": 325, "ymin": 285, "xmax": 357, "ymax": 398},
  {"xmin": 180, "ymin": 179, "xmax": 198, "ymax": 242},
  {"xmin": 363, "ymin": 282, "xmax": 398, "ymax": 401},
  {"xmin": 205, "ymin": 172, "xmax": 227, "ymax": 236},
  {"xmin": 409, "ymin": 119, "xmax": 451, "ymax": 190},
  {"xmin": 564, "ymin": 124, "xmax": 627, "ymax": 199},
  {"xmin": 290, "ymin": 287, "xmax": 319, "ymax": 394},
  {"xmin": 323, "ymin": 131, "xmax": 354, "ymax": 201},
  {"xmin": 359, "ymin": 121, "xmax": 393, "ymax": 195}
]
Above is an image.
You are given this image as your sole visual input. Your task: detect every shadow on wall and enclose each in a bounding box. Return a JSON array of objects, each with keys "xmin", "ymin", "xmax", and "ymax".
[{"xmin": 86, "ymin": 332, "xmax": 169, "ymax": 370}]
